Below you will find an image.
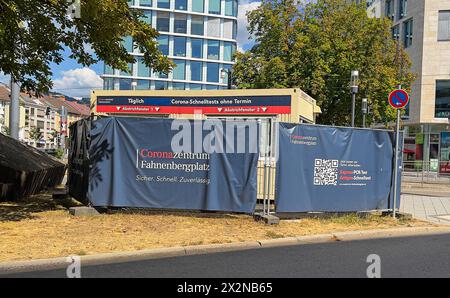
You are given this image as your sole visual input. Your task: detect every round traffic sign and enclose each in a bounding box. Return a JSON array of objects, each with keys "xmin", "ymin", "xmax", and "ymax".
[{"xmin": 388, "ymin": 89, "xmax": 409, "ymax": 109}]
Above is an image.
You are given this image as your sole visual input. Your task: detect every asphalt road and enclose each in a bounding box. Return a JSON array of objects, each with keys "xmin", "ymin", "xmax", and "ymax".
[{"xmin": 4, "ymin": 233, "xmax": 450, "ymax": 278}]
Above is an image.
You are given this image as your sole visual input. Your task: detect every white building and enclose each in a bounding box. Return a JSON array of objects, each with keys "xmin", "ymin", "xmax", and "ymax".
[
  {"xmin": 102, "ymin": 0, "xmax": 238, "ymax": 91},
  {"xmin": 359, "ymin": 0, "xmax": 450, "ymax": 168}
]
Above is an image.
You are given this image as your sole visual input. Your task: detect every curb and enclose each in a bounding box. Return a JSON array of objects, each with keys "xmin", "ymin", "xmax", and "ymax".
[
  {"xmin": 401, "ymin": 191, "xmax": 450, "ymax": 198},
  {"xmin": 1, "ymin": 226, "xmax": 450, "ymax": 275}
]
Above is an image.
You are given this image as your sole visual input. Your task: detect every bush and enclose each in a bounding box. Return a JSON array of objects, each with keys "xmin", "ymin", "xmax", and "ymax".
[{"xmin": 55, "ymin": 148, "xmax": 64, "ymax": 159}]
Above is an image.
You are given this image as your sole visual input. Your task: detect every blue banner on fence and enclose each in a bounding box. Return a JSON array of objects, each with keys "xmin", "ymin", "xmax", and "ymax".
[
  {"xmin": 88, "ymin": 117, "xmax": 259, "ymax": 213},
  {"xmin": 275, "ymin": 123, "xmax": 397, "ymax": 212}
]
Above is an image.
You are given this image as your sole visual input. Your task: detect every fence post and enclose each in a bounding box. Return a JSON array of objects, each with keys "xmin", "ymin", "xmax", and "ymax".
[
  {"xmin": 421, "ymin": 160, "xmax": 424, "ymax": 188},
  {"xmin": 262, "ymin": 119, "xmax": 270, "ymax": 215},
  {"xmin": 266, "ymin": 118, "xmax": 275, "ymax": 215}
]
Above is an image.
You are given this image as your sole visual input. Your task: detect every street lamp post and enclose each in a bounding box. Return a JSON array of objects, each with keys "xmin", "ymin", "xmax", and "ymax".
[
  {"xmin": 9, "ymin": 78, "xmax": 20, "ymax": 140},
  {"xmin": 361, "ymin": 98, "xmax": 368, "ymax": 128},
  {"xmin": 221, "ymin": 69, "xmax": 232, "ymax": 90},
  {"xmin": 350, "ymin": 70, "xmax": 359, "ymax": 127}
]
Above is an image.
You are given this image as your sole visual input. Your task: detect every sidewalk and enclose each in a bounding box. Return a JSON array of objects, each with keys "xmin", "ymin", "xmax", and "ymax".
[{"xmin": 400, "ymin": 194, "xmax": 450, "ymax": 225}]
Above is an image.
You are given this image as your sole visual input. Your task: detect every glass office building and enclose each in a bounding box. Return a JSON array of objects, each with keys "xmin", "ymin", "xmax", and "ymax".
[{"xmin": 102, "ymin": 0, "xmax": 238, "ymax": 90}]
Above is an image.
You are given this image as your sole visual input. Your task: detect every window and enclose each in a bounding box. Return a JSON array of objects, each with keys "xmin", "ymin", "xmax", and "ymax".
[
  {"xmin": 403, "ymin": 19, "xmax": 413, "ymax": 48},
  {"xmin": 189, "ymin": 83, "xmax": 202, "ymax": 90},
  {"xmin": 172, "ymin": 82, "xmax": 185, "ymax": 90},
  {"xmin": 140, "ymin": 10, "xmax": 151, "ymax": 25},
  {"xmin": 435, "ymin": 80, "xmax": 450, "ymax": 118},
  {"xmin": 140, "ymin": 0, "xmax": 152, "ymax": 7},
  {"xmin": 172, "ymin": 59, "xmax": 186, "ymax": 80},
  {"xmin": 223, "ymin": 19, "xmax": 236, "ymax": 40},
  {"xmin": 207, "ymin": 40, "xmax": 220, "ymax": 60},
  {"xmin": 223, "ymin": 42, "xmax": 235, "ymax": 61},
  {"xmin": 192, "ymin": 0, "xmax": 204, "ymax": 13},
  {"xmin": 174, "ymin": 13, "xmax": 187, "ymax": 33},
  {"xmin": 37, "ymin": 120, "xmax": 45, "ymax": 129},
  {"xmin": 191, "ymin": 38, "xmax": 203, "ymax": 58},
  {"xmin": 157, "ymin": 11, "xmax": 170, "ymax": 32},
  {"xmin": 438, "ymin": 11, "xmax": 450, "ymax": 41},
  {"xmin": 103, "ymin": 78, "xmax": 114, "ymax": 90},
  {"xmin": 224, "ymin": 20, "xmax": 237, "ymax": 39},
  {"xmin": 225, "ymin": 0, "xmax": 235, "ymax": 17},
  {"xmin": 223, "ymin": 19, "xmax": 233, "ymax": 39},
  {"xmin": 175, "ymin": 0, "xmax": 187, "ymax": 10},
  {"xmin": 155, "ymin": 81, "xmax": 168, "ymax": 90},
  {"xmin": 137, "ymin": 57, "xmax": 150, "ymax": 77},
  {"xmin": 173, "ymin": 36, "xmax": 186, "ymax": 57},
  {"xmin": 206, "ymin": 62, "xmax": 219, "ymax": 82},
  {"xmin": 157, "ymin": 35, "xmax": 169, "ymax": 55},
  {"xmin": 398, "ymin": 0, "xmax": 407, "ymax": 19},
  {"xmin": 385, "ymin": 0, "xmax": 394, "ymax": 20},
  {"xmin": 119, "ymin": 79, "xmax": 132, "ymax": 90},
  {"xmin": 190, "ymin": 61, "xmax": 203, "ymax": 81},
  {"xmin": 206, "ymin": 85, "xmax": 218, "ymax": 90},
  {"xmin": 157, "ymin": 0, "xmax": 170, "ymax": 9},
  {"xmin": 207, "ymin": 17, "xmax": 221, "ymax": 38},
  {"xmin": 191, "ymin": 15, "xmax": 204, "ymax": 36},
  {"xmin": 104, "ymin": 64, "xmax": 114, "ymax": 75},
  {"xmin": 208, "ymin": 0, "xmax": 221, "ymax": 15},
  {"xmin": 391, "ymin": 25, "xmax": 400, "ymax": 40},
  {"xmin": 136, "ymin": 80, "xmax": 150, "ymax": 90},
  {"xmin": 122, "ymin": 36, "xmax": 133, "ymax": 52}
]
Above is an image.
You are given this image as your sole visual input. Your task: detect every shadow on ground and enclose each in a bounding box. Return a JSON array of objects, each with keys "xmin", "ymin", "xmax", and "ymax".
[
  {"xmin": 108, "ymin": 208, "xmax": 243, "ymax": 219},
  {"xmin": 0, "ymin": 193, "xmax": 82, "ymax": 222}
]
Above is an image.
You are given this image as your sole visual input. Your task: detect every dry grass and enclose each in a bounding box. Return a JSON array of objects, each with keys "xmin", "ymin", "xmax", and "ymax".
[{"xmin": 0, "ymin": 193, "xmax": 431, "ymax": 262}]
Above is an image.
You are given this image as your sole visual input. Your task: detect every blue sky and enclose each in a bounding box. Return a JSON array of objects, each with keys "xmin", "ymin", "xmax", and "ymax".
[{"xmin": 0, "ymin": 0, "xmax": 261, "ymax": 98}]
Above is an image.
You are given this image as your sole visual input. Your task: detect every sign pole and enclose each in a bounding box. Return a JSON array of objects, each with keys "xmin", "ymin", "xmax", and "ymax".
[
  {"xmin": 392, "ymin": 108, "xmax": 400, "ymax": 219},
  {"xmin": 388, "ymin": 85, "xmax": 409, "ymax": 219}
]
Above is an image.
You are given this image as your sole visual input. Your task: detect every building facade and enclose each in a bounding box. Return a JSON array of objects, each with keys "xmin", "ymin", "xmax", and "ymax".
[
  {"xmin": 21, "ymin": 94, "xmax": 59, "ymax": 149},
  {"xmin": 360, "ymin": 0, "xmax": 450, "ymax": 172},
  {"xmin": 102, "ymin": 0, "xmax": 238, "ymax": 91},
  {"xmin": 0, "ymin": 83, "xmax": 90, "ymax": 149}
]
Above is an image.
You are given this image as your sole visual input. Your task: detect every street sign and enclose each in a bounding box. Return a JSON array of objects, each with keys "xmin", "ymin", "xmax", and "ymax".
[
  {"xmin": 389, "ymin": 87, "xmax": 409, "ymax": 219},
  {"xmin": 388, "ymin": 89, "xmax": 409, "ymax": 109}
]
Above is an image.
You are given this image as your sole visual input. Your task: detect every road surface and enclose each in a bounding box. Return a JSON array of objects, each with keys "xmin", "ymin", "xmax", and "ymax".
[{"xmin": 4, "ymin": 233, "xmax": 450, "ymax": 278}]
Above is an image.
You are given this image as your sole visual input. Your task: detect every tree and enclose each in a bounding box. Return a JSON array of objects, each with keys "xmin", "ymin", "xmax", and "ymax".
[
  {"xmin": 0, "ymin": 117, "xmax": 9, "ymax": 134},
  {"xmin": 233, "ymin": 0, "xmax": 415, "ymax": 126},
  {"xmin": 49, "ymin": 129, "xmax": 58, "ymax": 141},
  {"xmin": 29, "ymin": 127, "xmax": 43, "ymax": 142},
  {"xmin": 0, "ymin": 0, "xmax": 173, "ymax": 94}
]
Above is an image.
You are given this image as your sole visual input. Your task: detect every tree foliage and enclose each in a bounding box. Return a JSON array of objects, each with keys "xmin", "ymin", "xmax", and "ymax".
[
  {"xmin": 29, "ymin": 127, "xmax": 43, "ymax": 141},
  {"xmin": 233, "ymin": 0, "xmax": 415, "ymax": 126},
  {"xmin": 0, "ymin": 0, "xmax": 173, "ymax": 94}
]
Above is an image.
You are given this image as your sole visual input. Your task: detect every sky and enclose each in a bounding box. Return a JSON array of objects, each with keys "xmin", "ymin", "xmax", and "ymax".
[{"xmin": 0, "ymin": 0, "xmax": 261, "ymax": 98}]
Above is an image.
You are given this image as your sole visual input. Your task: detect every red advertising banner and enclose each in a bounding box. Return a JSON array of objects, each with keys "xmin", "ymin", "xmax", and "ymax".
[
  {"xmin": 440, "ymin": 132, "xmax": 450, "ymax": 174},
  {"xmin": 95, "ymin": 95, "xmax": 292, "ymax": 115}
]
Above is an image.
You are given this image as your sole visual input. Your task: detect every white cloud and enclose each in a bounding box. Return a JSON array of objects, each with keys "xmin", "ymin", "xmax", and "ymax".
[
  {"xmin": 237, "ymin": 0, "xmax": 261, "ymax": 52},
  {"xmin": 52, "ymin": 67, "xmax": 102, "ymax": 97}
]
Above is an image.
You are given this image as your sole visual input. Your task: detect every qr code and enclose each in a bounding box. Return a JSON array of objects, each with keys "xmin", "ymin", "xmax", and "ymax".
[{"xmin": 314, "ymin": 159, "xmax": 339, "ymax": 186}]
